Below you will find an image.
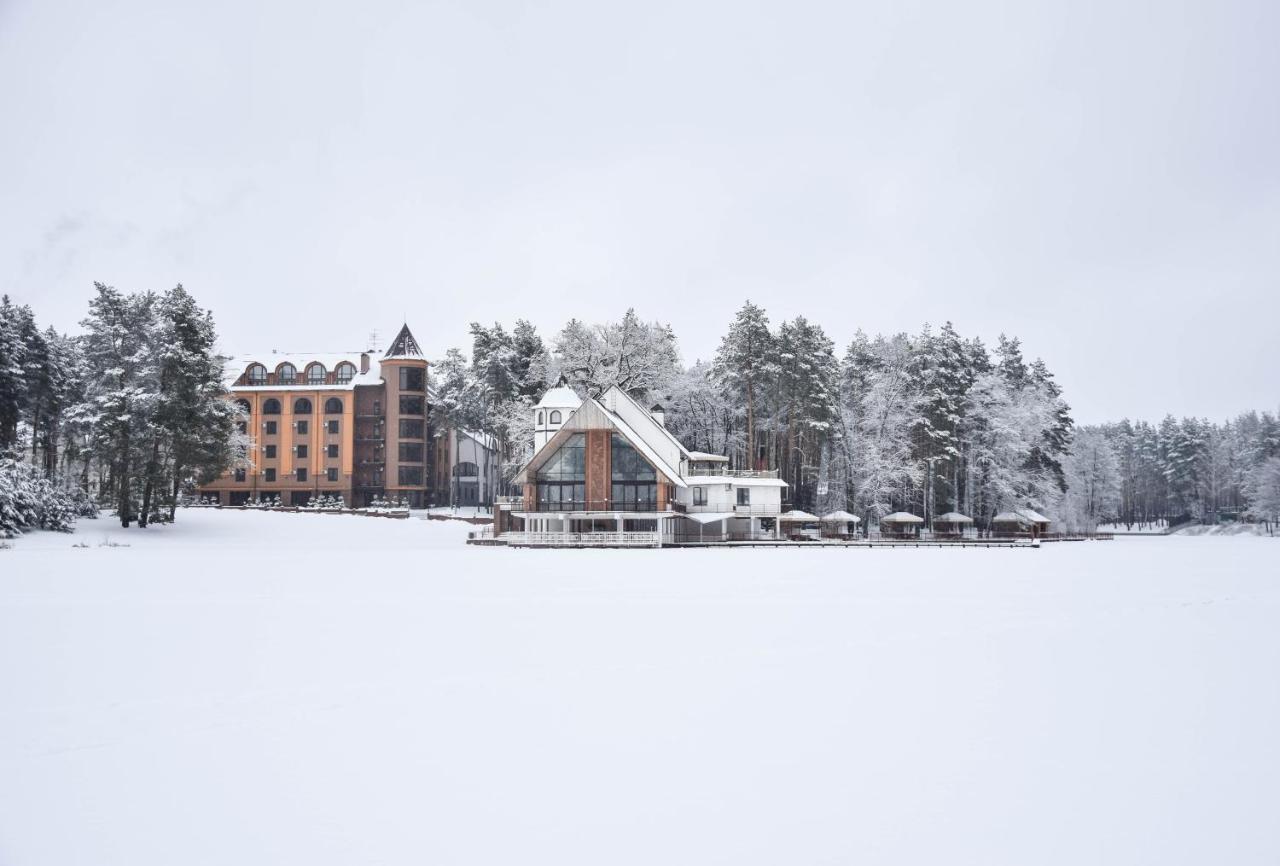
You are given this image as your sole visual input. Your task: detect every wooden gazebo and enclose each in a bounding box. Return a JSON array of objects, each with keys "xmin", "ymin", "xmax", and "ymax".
[
  {"xmin": 880, "ymin": 511, "xmax": 924, "ymax": 539},
  {"xmin": 821, "ymin": 510, "xmax": 862, "ymax": 538},
  {"xmin": 991, "ymin": 509, "xmax": 1050, "ymax": 538},
  {"xmin": 933, "ymin": 511, "xmax": 974, "ymax": 539}
]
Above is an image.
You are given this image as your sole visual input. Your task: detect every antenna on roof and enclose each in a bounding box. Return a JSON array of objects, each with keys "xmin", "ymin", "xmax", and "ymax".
[{"xmin": 367, "ymin": 329, "xmax": 379, "ymax": 352}]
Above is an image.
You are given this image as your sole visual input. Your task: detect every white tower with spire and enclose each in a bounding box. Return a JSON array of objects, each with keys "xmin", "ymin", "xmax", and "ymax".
[{"xmin": 533, "ymin": 375, "xmax": 582, "ymax": 452}]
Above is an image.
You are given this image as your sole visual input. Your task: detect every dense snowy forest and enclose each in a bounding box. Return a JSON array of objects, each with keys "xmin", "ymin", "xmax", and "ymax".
[
  {"xmin": 0, "ymin": 286, "xmax": 240, "ymax": 536},
  {"xmin": 436, "ymin": 302, "xmax": 1280, "ymax": 531},
  {"xmin": 4, "ymin": 290, "xmax": 1278, "ymax": 537}
]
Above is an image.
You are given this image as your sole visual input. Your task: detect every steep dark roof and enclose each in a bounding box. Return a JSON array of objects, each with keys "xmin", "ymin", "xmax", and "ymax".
[{"xmin": 384, "ymin": 323, "xmax": 423, "ymax": 359}]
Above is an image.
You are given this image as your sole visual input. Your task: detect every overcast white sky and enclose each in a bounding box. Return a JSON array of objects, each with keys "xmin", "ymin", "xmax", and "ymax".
[{"xmin": 2, "ymin": 0, "xmax": 1276, "ymax": 424}]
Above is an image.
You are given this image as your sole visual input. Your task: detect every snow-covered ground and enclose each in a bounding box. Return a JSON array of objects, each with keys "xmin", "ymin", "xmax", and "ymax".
[{"xmin": 2, "ymin": 510, "xmax": 1278, "ymax": 865}]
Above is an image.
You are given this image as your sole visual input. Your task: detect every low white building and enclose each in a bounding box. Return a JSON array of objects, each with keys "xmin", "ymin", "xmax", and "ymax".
[{"xmin": 493, "ymin": 380, "xmax": 788, "ymax": 546}]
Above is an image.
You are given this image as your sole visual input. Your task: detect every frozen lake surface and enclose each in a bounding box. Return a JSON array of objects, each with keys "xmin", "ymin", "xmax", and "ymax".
[{"xmin": 2, "ymin": 509, "xmax": 1278, "ymax": 865}]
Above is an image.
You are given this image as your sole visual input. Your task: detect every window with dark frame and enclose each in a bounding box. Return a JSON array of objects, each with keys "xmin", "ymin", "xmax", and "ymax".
[
  {"xmin": 327, "ymin": 444, "xmax": 338, "ymax": 458},
  {"xmin": 234, "ymin": 468, "xmax": 246, "ymax": 482},
  {"xmin": 265, "ymin": 421, "xmax": 277, "ymax": 435},
  {"xmin": 693, "ymin": 487, "xmax": 706, "ymax": 506},
  {"xmin": 737, "ymin": 487, "xmax": 750, "ymax": 506},
  {"xmin": 264, "ymin": 468, "xmax": 276, "ymax": 482},
  {"xmin": 327, "ymin": 420, "xmax": 339, "ymax": 434},
  {"xmin": 399, "ymin": 442, "xmax": 424, "ymax": 462},
  {"xmin": 264, "ymin": 444, "xmax": 277, "ymax": 459},
  {"xmin": 326, "ymin": 467, "xmax": 338, "ymax": 482},
  {"xmin": 399, "ymin": 395, "xmax": 424, "ymax": 415},
  {"xmin": 296, "ymin": 468, "xmax": 307, "ymax": 482},
  {"xmin": 399, "ymin": 366, "xmax": 424, "ymax": 392},
  {"xmin": 398, "ymin": 465, "xmax": 423, "ymax": 485},
  {"xmin": 399, "ymin": 418, "xmax": 424, "ymax": 438},
  {"xmin": 296, "ymin": 420, "xmax": 308, "ymax": 435},
  {"xmin": 610, "ymin": 433, "xmax": 657, "ymax": 511},
  {"xmin": 296, "ymin": 445, "xmax": 307, "ymax": 458}
]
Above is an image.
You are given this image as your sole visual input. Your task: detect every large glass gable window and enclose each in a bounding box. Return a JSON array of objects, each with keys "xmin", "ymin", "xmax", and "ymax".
[
  {"xmin": 536, "ymin": 432, "xmax": 586, "ymax": 510},
  {"xmin": 611, "ymin": 434, "xmax": 657, "ymax": 511}
]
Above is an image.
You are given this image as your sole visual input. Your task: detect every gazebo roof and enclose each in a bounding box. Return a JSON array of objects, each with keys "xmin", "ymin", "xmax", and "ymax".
[
  {"xmin": 821, "ymin": 510, "xmax": 861, "ymax": 523},
  {"xmin": 992, "ymin": 511, "xmax": 1032, "ymax": 524},
  {"xmin": 779, "ymin": 509, "xmax": 819, "ymax": 521},
  {"xmin": 935, "ymin": 512, "xmax": 974, "ymax": 524},
  {"xmin": 1019, "ymin": 508, "xmax": 1050, "ymax": 524},
  {"xmin": 881, "ymin": 511, "xmax": 924, "ymax": 523}
]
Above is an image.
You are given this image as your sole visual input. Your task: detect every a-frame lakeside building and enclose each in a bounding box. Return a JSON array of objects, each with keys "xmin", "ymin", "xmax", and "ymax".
[{"xmin": 493, "ymin": 379, "xmax": 788, "ymax": 546}]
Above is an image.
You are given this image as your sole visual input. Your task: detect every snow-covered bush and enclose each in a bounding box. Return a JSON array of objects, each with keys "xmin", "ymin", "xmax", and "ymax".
[{"xmin": 0, "ymin": 458, "xmax": 82, "ymax": 537}]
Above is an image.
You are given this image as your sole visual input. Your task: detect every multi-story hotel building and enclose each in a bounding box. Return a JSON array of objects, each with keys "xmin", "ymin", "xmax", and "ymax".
[{"xmin": 199, "ymin": 325, "xmax": 434, "ymax": 508}]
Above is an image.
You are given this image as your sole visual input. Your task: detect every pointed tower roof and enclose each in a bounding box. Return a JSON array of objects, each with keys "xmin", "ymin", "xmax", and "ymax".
[{"xmin": 383, "ymin": 323, "xmax": 424, "ymax": 360}]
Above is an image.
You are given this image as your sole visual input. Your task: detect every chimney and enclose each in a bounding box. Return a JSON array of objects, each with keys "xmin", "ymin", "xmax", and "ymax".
[
  {"xmin": 650, "ymin": 403, "xmax": 666, "ymax": 427},
  {"xmin": 360, "ymin": 352, "xmax": 370, "ymax": 374}
]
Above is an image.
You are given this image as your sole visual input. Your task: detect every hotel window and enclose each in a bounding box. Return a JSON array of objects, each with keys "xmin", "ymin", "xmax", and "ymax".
[
  {"xmin": 264, "ymin": 421, "xmax": 278, "ymax": 436},
  {"xmin": 736, "ymin": 487, "xmax": 750, "ymax": 506},
  {"xmin": 327, "ymin": 420, "xmax": 339, "ymax": 434},
  {"xmin": 264, "ymin": 468, "xmax": 276, "ymax": 482},
  {"xmin": 693, "ymin": 487, "xmax": 706, "ymax": 506},
  {"xmin": 306, "ymin": 363, "xmax": 327, "ymax": 385},
  {"xmin": 399, "ymin": 418, "xmax": 424, "ymax": 438},
  {"xmin": 398, "ymin": 466, "xmax": 423, "ymax": 485},
  {"xmin": 327, "ymin": 444, "xmax": 339, "ymax": 458},
  {"xmin": 245, "ymin": 364, "xmax": 267, "ymax": 385},
  {"xmin": 264, "ymin": 445, "xmax": 277, "ymax": 459},
  {"xmin": 327, "ymin": 467, "xmax": 338, "ymax": 482},
  {"xmin": 610, "ymin": 434, "xmax": 657, "ymax": 511},
  {"xmin": 325, "ymin": 397, "xmax": 343, "ymax": 414},
  {"xmin": 399, "ymin": 395, "xmax": 424, "ymax": 415},
  {"xmin": 296, "ymin": 468, "xmax": 307, "ymax": 482},
  {"xmin": 234, "ymin": 468, "xmax": 246, "ymax": 482},
  {"xmin": 277, "ymin": 363, "xmax": 297, "ymax": 385},
  {"xmin": 293, "ymin": 398, "xmax": 312, "ymax": 415},
  {"xmin": 335, "ymin": 362, "xmax": 356, "ymax": 384},
  {"xmin": 296, "ymin": 444, "xmax": 308, "ymax": 459},
  {"xmin": 262, "ymin": 398, "xmax": 281, "ymax": 415},
  {"xmin": 399, "ymin": 442, "xmax": 424, "ymax": 462},
  {"xmin": 535, "ymin": 432, "xmax": 586, "ymax": 510},
  {"xmin": 296, "ymin": 419, "xmax": 308, "ymax": 435},
  {"xmin": 399, "ymin": 366, "xmax": 424, "ymax": 392}
]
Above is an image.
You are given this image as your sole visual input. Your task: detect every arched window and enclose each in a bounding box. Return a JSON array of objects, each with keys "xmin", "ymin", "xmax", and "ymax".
[
  {"xmin": 277, "ymin": 363, "xmax": 297, "ymax": 384},
  {"xmin": 293, "ymin": 398, "xmax": 313, "ymax": 415},
  {"xmin": 246, "ymin": 363, "xmax": 267, "ymax": 385},
  {"xmin": 324, "ymin": 397, "xmax": 343, "ymax": 414},
  {"xmin": 537, "ymin": 410, "xmax": 545, "ymax": 425},
  {"xmin": 306, "ymin": 363, "xmax": 327, "ymax": 385},
  {"xmin": 263, "ymin": 398, "xmax": 282, "ymax": 415},
  {"xmin": 454, "ymin": 462, "xmax": 479, "ymax": 477},
  {"xmin": 335, "ymin": 362, "xmax": 356, "ymax": 384},
  {"xmin": 549, "ymin": 410, "xmax": 562, "ymax": 424}
]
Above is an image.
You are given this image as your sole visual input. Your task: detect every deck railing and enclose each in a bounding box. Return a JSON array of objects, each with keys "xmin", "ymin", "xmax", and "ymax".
[{"xmin": 501, "ymin": 531, "xmax": 661, "ymax": 547}]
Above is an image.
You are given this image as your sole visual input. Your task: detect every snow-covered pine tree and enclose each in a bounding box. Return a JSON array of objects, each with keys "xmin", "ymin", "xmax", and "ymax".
[
  {"xmin": 711, "ymin": 301, "xmax": 777, "ymax": 470},
  {"xmin": 151, "ymin": 285, "xmax": 239, "ymax": 524},
  {"xmin": 78, "ymin": 283, "xmax": 160, "ymax": 527},
  {"xmin": 775, "ymin": 317, "xmax": 839, "ymax": 508},
  {"xmin": 0, "ymin": 296, "xmax": 31, "ymax": 449}
]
